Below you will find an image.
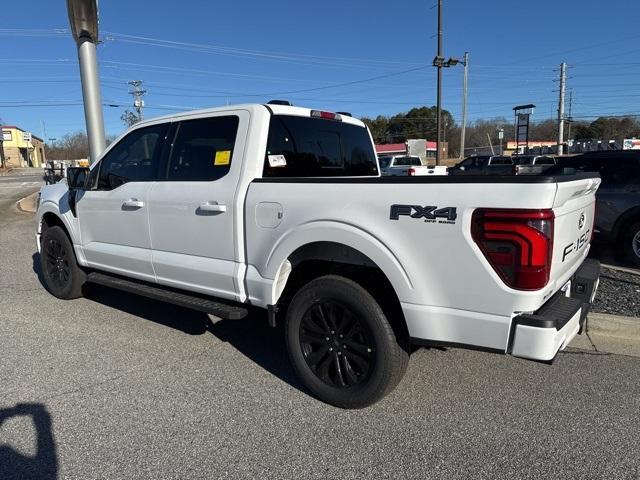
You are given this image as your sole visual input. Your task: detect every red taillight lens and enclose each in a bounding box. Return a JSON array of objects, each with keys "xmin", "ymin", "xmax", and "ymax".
[
  {"xmin": 407, "ymin": 167, "xmax": 416, "ymax": 176},
  {"xmin": 471, "ymin": 209, "xmax": 554, "ymax": 290}
]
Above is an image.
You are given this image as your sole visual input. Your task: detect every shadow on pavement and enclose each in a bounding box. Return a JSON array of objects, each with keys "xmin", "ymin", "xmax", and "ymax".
[
  {"xmin": 33, "ymin": 253, "xmax": 303, "ymax": 393},
  {"xmin": 0, "ymin": 403, "xmax": 58, "ymax": 480},
  {"xmin": 85, "ymin": 285, "xmax": 303, "ymax": 391}
]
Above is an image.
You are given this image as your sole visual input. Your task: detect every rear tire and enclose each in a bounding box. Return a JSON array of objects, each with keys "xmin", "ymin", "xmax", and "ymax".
[
  {"xmin": 285, "ymin": 275, "xmax": 408, "ymax": 409},
  {"xmin": 622, "ymin": 220, "xmax": 640, "ymax": 267},
  {"xmin": 40, "ymin": 225, "xmax": 86, "ymax": 299}
]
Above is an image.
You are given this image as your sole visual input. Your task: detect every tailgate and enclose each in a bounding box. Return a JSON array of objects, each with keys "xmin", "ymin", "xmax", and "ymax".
[{"xmin": 551, "ymin": 176, "xmax": 601, "ymax": 284}]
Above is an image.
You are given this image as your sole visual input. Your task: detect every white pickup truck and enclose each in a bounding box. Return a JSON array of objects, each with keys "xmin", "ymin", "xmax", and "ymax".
[
  {"xmin": 36, "ymin": 103, "xmax": 601, "ymax": 408},
  {"xmin": 379, "ymin": 155, "xmax": 446, "ymax": 176}
]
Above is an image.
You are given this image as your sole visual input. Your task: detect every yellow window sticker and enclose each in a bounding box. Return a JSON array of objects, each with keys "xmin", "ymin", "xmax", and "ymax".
[{"xmin": 214, "ymin": 150, "xmax": 231, "ymax": 166}]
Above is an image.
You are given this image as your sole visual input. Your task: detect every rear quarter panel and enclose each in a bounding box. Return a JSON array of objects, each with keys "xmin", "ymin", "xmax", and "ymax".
[{"xmin": 245, "ymin": 180, "xmax": 571, "ymax": 317}]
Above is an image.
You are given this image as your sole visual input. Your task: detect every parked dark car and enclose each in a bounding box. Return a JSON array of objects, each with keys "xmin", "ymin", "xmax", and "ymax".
[
  {"xmin": 449, "ymin": 155, "xmax": 516, "ymax": 175},
  {"xmin": 553, "ymin": 150, "xmax": 640, "ymax": 265}
]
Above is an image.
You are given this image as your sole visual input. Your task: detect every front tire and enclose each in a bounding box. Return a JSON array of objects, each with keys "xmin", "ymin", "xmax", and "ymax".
[
  {"xmin": 623, "ymin": 220, "xmax": 640, "ymax": 267},
  {"xmin": 40, "ymin": 225, "xmax": 86, "ymax": 299},
  {"xmin": 285, "ymin": 275, "xmax": 408, "ymax": 409}
]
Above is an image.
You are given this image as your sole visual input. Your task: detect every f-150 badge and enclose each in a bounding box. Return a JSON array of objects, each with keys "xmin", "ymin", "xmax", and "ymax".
[{"xmin": 390, "ymin": 205, "xmax": 457, "ymax": 224}]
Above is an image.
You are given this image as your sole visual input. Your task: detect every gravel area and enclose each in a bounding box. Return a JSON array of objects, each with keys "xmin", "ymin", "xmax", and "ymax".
[{"xmin": 592, "ymin": 266, "xmax": 640, "ymax": 318}]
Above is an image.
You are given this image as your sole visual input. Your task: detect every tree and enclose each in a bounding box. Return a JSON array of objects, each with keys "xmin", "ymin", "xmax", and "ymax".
[
  {"xmin": 44, "ymin": 132, "xmax": 89, "ymax": 160},
  {"xmin": 120, "ymin": 109, "xmax": 139, "ymax": 128},
  {"xmin": 360, "ymin": 106, "xmax": 455, "ymax": 145}
]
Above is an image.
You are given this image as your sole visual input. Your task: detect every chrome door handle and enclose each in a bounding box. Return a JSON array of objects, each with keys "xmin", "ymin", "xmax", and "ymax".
[
  {"xmin": 197, "ymin": 202, "xmax": 227, "ymax": 214},
  {"xmin": 122, "ymin": 198, "xmax": 145, "ymax": 209}
]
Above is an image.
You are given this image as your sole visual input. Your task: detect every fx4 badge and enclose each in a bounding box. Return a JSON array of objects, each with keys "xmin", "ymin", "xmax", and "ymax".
[{"xmin": 390, "ymin": 204, "xmax": 457, "ymax": 224}]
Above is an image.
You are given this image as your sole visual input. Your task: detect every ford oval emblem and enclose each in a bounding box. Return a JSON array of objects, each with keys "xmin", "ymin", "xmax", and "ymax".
[{"xmin": 578, "ymin": 212, "xmax": 585, "ymax": 229}]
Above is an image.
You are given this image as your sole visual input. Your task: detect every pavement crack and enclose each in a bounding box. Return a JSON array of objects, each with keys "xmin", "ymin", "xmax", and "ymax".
[{"xmin": 586, "ymin": 332, "xmax": 600, "ymax": 352}]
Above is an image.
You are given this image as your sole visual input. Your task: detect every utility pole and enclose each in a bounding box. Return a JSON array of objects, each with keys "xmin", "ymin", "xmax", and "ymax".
[
  {"xmin": 460, "ymin": 51, "xmax": 469, "ymax": 160},
  {"xmin": 566, "ymin": 89, "xmax": 573, "ymax": 149},
  {"xmin": 128, "ymin": 80, "xmax": 147, "ymax": 121},
  {"xmin": 435, "ymin": 0, "xmax": 443, "ymax": 165},
  {"xmin": 557, "ymin": 62, "xmax": 566, "ymax": 155}
]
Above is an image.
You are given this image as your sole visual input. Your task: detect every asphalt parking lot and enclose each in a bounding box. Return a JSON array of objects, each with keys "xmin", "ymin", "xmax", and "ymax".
[{"xmin": 1, "ymin": 174, "xmax": 639, "ymax": 479}]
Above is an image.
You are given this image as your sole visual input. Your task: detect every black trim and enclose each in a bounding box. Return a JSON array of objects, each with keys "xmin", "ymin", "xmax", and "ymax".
[
  {"xmin": 410, "ymin": 338, "xmax": 504, "ymax": 355},
  {"xmin": 252, "ymin": 172, "xmax": 600, "ymax": 184},
  {"xmin": 86, "ymin": 271, "xmax": 248, "ymax": 320},
  {"xmin": 570, "ymin": 258, "xmax": 601, "ymax": 333},
  {"xmin": 267, "ymin": 304, "xmax": 278, "ymax": 328},
  {"xmin": 513, "ymin": 293, "xmax": 582, "ymax": 330},
  {"xmin": 263, "ymin": 104, "xmax": 275, "ymax": 115}
]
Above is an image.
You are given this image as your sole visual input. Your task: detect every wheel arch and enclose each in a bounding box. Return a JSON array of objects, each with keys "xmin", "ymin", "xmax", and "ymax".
[
  {"xmin": 263, "ymin": 221, "xmax": 413, "ymax": 305},
  {"xmin": 613, "ymin": 206, "xmax": 640, "ymax": 243},
  {"xmin": 264, "ymin": 224, "xmax": 412, "ymax": 340}
]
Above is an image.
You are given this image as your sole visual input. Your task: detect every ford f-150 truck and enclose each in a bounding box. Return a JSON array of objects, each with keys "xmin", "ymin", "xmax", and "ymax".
[{"xmin": 36, "ymin": 103, "xmax": 601, "ymax": 408}]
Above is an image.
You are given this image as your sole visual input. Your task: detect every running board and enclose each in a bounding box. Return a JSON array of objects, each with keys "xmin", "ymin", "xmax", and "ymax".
[{"xmin": 86, "ymin": 272, "xmax": 248, "ymax": 320}]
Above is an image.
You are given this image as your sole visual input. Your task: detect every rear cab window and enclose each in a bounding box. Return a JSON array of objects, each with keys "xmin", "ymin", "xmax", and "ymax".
[
  {"xmin": 393, "ymin": 156, "xmax": 422, "ymax": 167},
  {"xmin": 263, "ymin": 114, "xmax": 379, "ymax": 177}
]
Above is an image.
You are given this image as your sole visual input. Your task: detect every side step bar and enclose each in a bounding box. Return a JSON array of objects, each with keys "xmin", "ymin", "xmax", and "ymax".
[{"xmin": 86, "ymin": 272, "xmax": 248, "ymax": 320}]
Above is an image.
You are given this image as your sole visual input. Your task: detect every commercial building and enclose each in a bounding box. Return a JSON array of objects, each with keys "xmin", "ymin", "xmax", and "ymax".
[
  {"xmin": 0, "ymin": 126, "xmax": 46, "ymax": 168},
  {"xmin": 375, "ymin": 139, "xmax": 446, "ymax": 163}
]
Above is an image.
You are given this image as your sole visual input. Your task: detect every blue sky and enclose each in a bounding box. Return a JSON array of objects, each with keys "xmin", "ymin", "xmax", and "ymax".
[{"xmin": 1, "ymin": 0, "xmax": 639, "ymax": 140}]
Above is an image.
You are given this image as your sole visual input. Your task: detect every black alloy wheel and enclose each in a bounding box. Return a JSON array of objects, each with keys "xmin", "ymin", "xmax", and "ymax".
[
  {"xmin": 44, "ymin": 237, "xmax": 71, "ymax": 290},
  {"xmin": 40, "ymin": 225, "xmax": 86, "ymax": 299},
  {"xmin": 285, "ymin": 275, "xmax": 409, "ymax": 409},
  {"xmin": 299, "ymin": 300, "xmax": 375, "ymax": 388}
]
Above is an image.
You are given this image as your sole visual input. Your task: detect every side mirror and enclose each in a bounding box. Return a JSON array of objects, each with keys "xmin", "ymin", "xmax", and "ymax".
[{"xmin": 66, "ymin": 167, "xmax": 90, "ymax": 190}]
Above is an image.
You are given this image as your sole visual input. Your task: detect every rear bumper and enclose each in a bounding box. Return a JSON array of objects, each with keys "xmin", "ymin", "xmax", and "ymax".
[{"xmin": 509, "ymin": 259, "xmax": 601, "ymax": 361}]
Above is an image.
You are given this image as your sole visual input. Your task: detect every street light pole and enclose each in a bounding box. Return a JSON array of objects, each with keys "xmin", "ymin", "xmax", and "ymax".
[
  {"xmin": 435, "ymin": 0, "xmax": 443, "ymax": 165},
  {"xmin": 460, "ymin": 51, "xmax": 468, "ymax": 160},
  {"xmin": 67, "ymin": 0, "xmax": 106, "ymax": 164}
]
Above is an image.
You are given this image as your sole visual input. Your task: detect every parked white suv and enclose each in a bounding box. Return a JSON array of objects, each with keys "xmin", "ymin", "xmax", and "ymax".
[{"xmin": 36, "ymin": 103, "xmax": 601, "ymax": 408}]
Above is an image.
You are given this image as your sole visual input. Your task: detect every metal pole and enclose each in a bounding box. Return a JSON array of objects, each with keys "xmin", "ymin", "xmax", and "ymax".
[
  {"xmin": 460, "ymin": 51, "xmax": 468, "ymax": 160},
  {"xmin": 557, "ymin": 62, "xmax": 566, "ymax": 156},
  {"xmin": 435, "ymin": 0, "xmax": 443, "ymax": 166},
  {"xmin": 567, "ymin": 89, "xmax": 573, "ymax": 151},
  {"xmin": 77, "ymin": 36, "xmax": 106, "ymax": 163}
]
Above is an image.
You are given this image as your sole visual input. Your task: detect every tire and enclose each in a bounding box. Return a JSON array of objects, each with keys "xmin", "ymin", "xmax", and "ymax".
[
  {"xmin": 40, "ymin": 225, "xmax": 86, "ymax": 299},
  {"xmin": 285, "ymin": 275, "xmax": 409, "ymax": 409},
  {"xmin": 623, "ymin": 220, "xmax": 640, "ymax": 267}
]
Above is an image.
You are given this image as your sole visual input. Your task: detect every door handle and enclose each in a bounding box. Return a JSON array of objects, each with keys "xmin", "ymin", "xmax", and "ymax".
[
  {"xmin": 197, "ymin": 202, "xmax": 227, "ymax": 214},
  {"xmin": 122, "ymin": 198, "xmax": 145, "ymax": 210}
]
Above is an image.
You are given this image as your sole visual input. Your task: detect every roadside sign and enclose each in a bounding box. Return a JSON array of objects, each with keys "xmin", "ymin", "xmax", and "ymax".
[
  {"xmin": 22, "ymin": 131, "xmax": 32, "ymax": 142},
  {"xmin": 623, "ymin": 139, "xmax": 640, "ymax": 150},
  {"xmin": 498, "ymin": 130, "xmax": 504, "ymax": 140}
]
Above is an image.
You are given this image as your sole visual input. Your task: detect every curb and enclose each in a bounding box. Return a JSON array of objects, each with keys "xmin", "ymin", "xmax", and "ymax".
[
  {"xmin": 16, "ymin": 191, "xmax": 39, "ymax": 214},
  {"xmin": 601, "ymin": 263, "xmax": 640, "ymax": 277},
  {"xmin": 588, "ymin": 312, "xmax": 640, "ymax": 340}
]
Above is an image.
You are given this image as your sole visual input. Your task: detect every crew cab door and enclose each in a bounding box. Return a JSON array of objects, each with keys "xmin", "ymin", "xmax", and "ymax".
[
  {"xmin": 147, "ymin": 111, "xmax": 249, "ymax": 302},
  {"xmin": 76, "ymin": 123, "xmax": 169, "ymax": 281}
]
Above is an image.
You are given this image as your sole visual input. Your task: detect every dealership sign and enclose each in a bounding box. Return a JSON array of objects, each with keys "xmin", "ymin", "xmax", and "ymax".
[{"xmin": 623, "ymin": 139, "xmax": 640, "ymax": 150}]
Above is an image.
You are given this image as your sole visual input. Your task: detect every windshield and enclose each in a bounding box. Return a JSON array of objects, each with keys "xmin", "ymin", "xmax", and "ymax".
[
  {"xmin": 379, "ymin": 157, "xmax": 391, "ymax": 169},
  {"xmin": 517, "ymin": 156, "xmax": 535, "ymax": 165}
]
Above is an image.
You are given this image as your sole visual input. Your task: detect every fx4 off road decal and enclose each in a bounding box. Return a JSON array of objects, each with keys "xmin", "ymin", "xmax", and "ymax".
[{"xmin": 390, "ymin": 205, "xmax": 457, "ymax": 224}]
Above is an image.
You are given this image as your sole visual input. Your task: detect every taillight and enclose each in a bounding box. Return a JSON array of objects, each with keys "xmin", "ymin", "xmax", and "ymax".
[
  {"xmin": 407, "ymin": 167, "xmax": 416, "ymax": 176},
  {"xmin": 471, "ymin": 209, "xmax": 554, "ymax": 290}
]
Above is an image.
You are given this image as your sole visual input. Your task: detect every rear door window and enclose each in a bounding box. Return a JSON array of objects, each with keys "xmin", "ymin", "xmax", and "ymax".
[
  {"xmin": 263, "ymin": 115, "xmax": 378, "ymax": 177},
  {"xmin": 166, "ymin": 116, "xmax": 239, "ymax": 181}
]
